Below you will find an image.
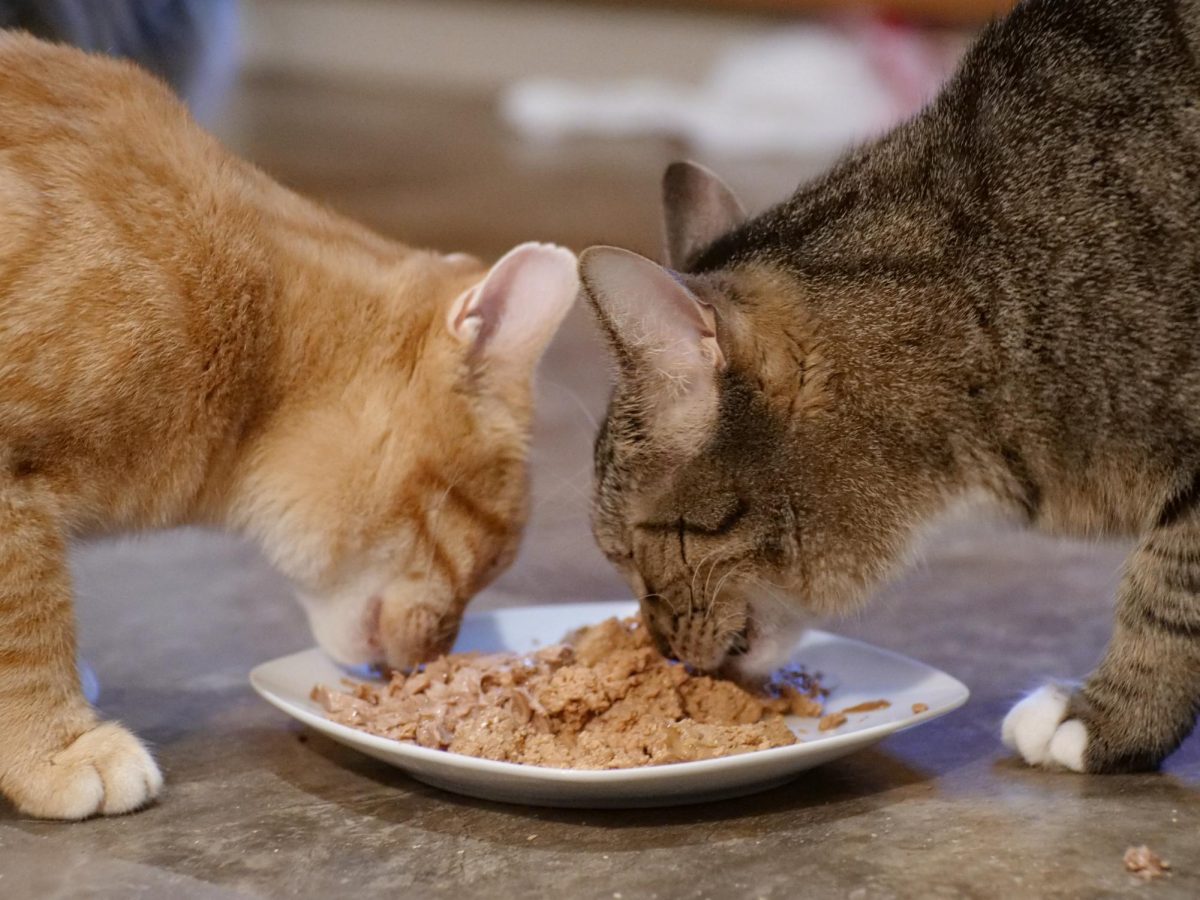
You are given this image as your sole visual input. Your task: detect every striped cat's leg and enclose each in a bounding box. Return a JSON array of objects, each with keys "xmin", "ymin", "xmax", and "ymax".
[
  {"xmin": 0, "ymin": 481, "xmax": 161, "ymax": 818},
  {"xmin": 1003, "ymin": 523, "xmax": 1200, "ymax": 773}
]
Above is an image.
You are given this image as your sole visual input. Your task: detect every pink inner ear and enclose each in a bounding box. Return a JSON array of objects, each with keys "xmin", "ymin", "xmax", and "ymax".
[
  {"xmin": 582, "ymin": 246, "xmax": 726, "ymax": 374},
  {"xmin": 451, "ymin": 242, "xmax": 579, "ymax": 361},
  {"xmin": 582, "ymin": 246, "xmax": 724, "ymax": 439},
  {"xmin": 450, "ymin": 286, "xmax": 482, "ymax": 337},
  {"xmin": 659, "ymin": 272, "xmax": 726, "ymax": 371}
]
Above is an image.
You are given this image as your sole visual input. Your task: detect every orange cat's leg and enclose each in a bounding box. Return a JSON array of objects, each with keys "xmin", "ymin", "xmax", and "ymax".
[{"xmin": 0, "ymin": 480, "xmax": 161, "ymax": 818}]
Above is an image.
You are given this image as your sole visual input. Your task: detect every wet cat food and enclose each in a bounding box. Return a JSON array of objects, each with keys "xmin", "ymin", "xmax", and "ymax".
[{"xmin": 312, "ymin": 615, "xmax": 828, "ymax": 768}]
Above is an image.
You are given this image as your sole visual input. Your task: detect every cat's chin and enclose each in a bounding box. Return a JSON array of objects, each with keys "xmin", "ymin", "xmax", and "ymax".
[{"xmin": 297, "ymin": 589, "xmax": 384, "ymax": 669}]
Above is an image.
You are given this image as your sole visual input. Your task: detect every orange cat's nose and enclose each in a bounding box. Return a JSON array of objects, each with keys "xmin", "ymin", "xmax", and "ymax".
[{"xmin": 373, "ymin": 598, "xmax": 463, "ymax": 669}]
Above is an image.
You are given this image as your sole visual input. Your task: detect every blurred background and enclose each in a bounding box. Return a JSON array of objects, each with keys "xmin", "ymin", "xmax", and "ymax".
[
  {"xmin": 223, "ymin": 0, "xmax": 1010, "ymax": 608},
  {"xmin": 4, "ymin": 0, "xmax": 1012, "ymax": 613}
]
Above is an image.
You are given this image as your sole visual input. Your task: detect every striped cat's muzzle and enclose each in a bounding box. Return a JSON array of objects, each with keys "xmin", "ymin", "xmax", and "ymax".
[
  {"xmin": 636, "ymin": 572, "xmax": 753, "ymax": 674},
  {"xmin": 636, "ymin": 567, "xmax": 807, "ymax": 678}
]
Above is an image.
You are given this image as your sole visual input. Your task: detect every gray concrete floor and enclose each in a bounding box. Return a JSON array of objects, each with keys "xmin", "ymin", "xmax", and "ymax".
[{"xmin": 2, "ymin": 73, "xmax": 1198, "ymax": 899}]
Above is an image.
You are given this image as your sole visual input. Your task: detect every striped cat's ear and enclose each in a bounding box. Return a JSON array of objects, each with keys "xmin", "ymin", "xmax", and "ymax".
[
  {"xmin": 662, "ymin": 161, "xmax": 746, "ymax": 271},
  {"xmin": 449, "ymin": 242, "xmax": 578, "ymax": 368},
  {"xmin": 580, "ymin": 245, "xmax": 726, "ymax": 390}
]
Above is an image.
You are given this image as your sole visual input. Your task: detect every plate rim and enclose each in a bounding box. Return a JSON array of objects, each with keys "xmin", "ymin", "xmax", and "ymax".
[{"xmin": 249, "ymin": 600, "xmax": 970, "ymax": 784}]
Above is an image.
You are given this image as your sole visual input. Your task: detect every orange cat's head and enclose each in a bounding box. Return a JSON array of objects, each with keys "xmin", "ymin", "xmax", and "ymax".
[{"xmin": 231, "ymin": 242, "xmax": 578, "ymax": 669}]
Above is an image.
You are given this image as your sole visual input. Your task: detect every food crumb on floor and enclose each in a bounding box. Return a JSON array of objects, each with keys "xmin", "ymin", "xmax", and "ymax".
[{"xmin": 1124, "ymin": 845, "xmax": 1170, "ymax": 880}]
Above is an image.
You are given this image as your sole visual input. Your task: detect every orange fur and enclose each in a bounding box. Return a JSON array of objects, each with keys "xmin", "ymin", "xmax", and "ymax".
[{"xmin": 0, "ymin": 33, "xmax": 576, "ymax": 819}]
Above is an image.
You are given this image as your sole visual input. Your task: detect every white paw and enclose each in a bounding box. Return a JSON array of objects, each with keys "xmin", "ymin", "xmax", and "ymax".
[
  {"xmin": 1001, "ymin": 684, "xmax": 1089, "ymax": 772},
  {"xmin": 7, "ymin": 722, "xmax": 162, "ymax": 819}
]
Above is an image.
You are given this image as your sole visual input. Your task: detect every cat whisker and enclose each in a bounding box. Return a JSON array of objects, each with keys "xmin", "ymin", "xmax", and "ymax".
[
  {"xmin": 744, "ymin": 573, "xmax": 794, "ymax": 601},
  {"xmin": 530, "ymin": 465, "xmax": 594, "ymax": 509},
  {"xmin": 539, "ymin": 379, "xmax": 600, "ymax": 430},
  {"xmin": 701, "ymin": 553, "xmax": 729, "ymax": 619},
  {"xmin": 689, "ymin": 547, "xmax": 722, "ymax": 618},
  {"xmin": 710, "ymin": 560, "xmax": 746, "ymax": 610},
  {"xmin": 701, "ymin": 552, "xmax": 724, "ymax": 611},
  {"xmin": 742, "ymin": 576, "xmax": 797, "ymax": 618},
  {"xmin": 712, "ymin": 609, "xmax": 745, "ymax": 641},
  {"xmin": 421, "ymin": 472, "xmax": 462, "ymax": 601},
  {"xmin": 743, "ymin": 569, "xmax": 791, "ymax": 592}
]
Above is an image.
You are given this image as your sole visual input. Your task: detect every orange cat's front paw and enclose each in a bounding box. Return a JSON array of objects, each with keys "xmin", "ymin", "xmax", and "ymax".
[{"xmin": 5, "ymin": 722, "xmax": 162, "ymax": 819}]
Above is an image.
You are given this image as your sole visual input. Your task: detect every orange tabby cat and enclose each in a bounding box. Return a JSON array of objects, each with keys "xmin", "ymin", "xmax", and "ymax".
[{"xmin": 0, "ymin": 33, "xmax": 578, "ymax": 819}]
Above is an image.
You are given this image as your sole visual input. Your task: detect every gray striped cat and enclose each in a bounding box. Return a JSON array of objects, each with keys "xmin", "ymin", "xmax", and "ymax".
[{"xmin": 580, "ymin": 0, "xmax": 1200, "ymax": 773}]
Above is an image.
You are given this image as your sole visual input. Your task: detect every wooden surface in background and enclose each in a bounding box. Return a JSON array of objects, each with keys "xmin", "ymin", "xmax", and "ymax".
[{"xmin": 582, "ymin": 0, "xmax": 1015, "ymax": 25}]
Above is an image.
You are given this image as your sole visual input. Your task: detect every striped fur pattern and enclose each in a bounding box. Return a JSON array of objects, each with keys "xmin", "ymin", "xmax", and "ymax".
[
  {"xmin": 0, "ymin": 34, "xmax": 576, "ymax": 818},
  {"xmin": 583, "ymin": 0, "xmax": 1200, "ymax": 773}
]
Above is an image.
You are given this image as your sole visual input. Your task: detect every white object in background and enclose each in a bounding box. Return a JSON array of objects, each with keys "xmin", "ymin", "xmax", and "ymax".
[
  {"xmin": 501, "ymin": 21, "xmax": 949, "ymax": 158},
  {"xmin": 251, "ymin": 600, "xmax": 969, "ymax": 809}
]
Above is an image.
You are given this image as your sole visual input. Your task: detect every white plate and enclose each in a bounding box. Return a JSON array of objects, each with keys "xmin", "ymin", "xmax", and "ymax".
[{"xmin": 250, "ymin": 601, "xmax": 969, "ymax": 808}]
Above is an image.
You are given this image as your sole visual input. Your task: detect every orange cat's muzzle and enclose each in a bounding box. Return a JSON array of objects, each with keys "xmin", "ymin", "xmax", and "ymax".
[{"xmin": 372, "ymin": 594, "xmax": 464, "ymax": 669}]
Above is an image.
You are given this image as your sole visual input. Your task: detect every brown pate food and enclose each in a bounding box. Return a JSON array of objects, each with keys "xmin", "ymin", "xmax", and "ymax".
[{"xmin": 312, "ymin": 615, "xmax": 833, "ymax": 768}]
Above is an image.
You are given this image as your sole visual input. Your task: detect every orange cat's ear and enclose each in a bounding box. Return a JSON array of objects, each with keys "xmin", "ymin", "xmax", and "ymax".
[
  {"xmin": 580, "ymin": 246, "xmax": 725, "ymax": 434},
  {"xmin": 662, "ymin": 161, "xmax": 746, "ymax": 271},
  {"xmin": 448, "ymin": 242, "xmax": 578, "ymax": 369}
]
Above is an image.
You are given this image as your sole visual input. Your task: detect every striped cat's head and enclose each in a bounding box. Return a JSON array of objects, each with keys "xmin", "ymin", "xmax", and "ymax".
[
  {"xmin": 234, "ymin": 242, "xmax": 578, "ymax": 670},
  {"xmin": 582, "ymin": 163, "xmax": 920, "ymax": 675}
]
